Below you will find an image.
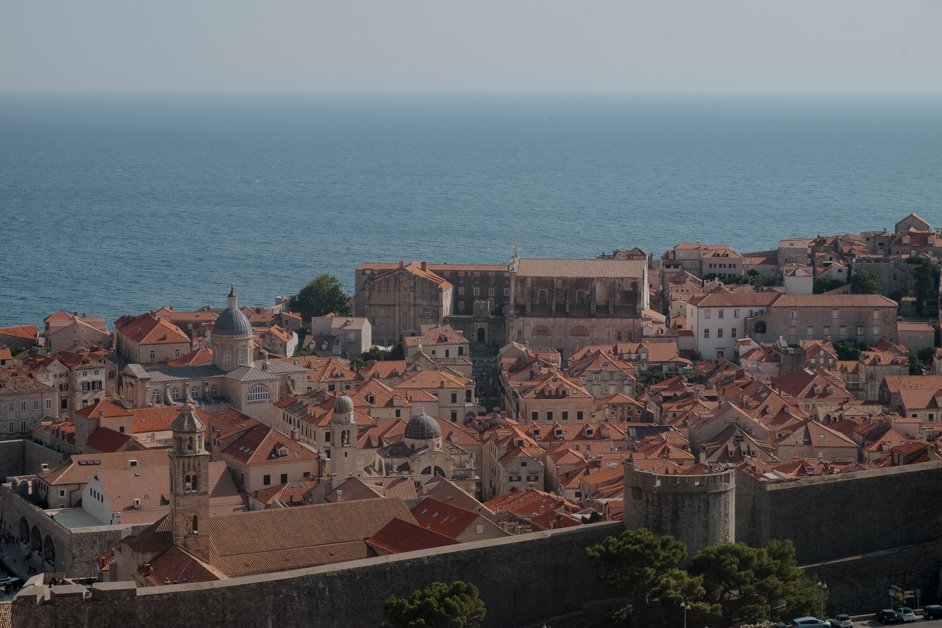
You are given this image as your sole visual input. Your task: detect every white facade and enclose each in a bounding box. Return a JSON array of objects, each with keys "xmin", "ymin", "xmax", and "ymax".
[{"xmin": 687, "ymin": 302, "xmax": 770, "ymax": 360}]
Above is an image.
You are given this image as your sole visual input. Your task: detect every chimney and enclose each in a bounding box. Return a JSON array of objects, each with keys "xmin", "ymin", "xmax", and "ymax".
[
  {"xmin": 421, "ymin": 262, "xmax": 428, "ymax": 271},
  {"xmin": 336, "ymin": 489, "xmax": 343, "ymax": 502},
  {"xmin": 290, "ymin": 428, "xmax": 299, "ymax": 441}
]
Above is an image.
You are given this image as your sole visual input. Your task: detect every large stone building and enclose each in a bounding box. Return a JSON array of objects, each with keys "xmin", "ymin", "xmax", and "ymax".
[
  {"xmin": 0, "ymin": 369, "xmax": 58, "ymax": 441},
  {"xmin": 745, "ymin": 294, "xmax": 899, "ymax": 346},
  {"xmin": 506, "ymin": 255, "xmax": 650, "ymax": 358},
  {"xmin": 353, "ymin": 262, "xmax": 454, "ymax": 345}
]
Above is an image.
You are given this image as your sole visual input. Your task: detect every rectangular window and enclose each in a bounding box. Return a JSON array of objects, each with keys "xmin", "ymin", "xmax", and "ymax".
[
  {"xmin": 547, "ymin": 412, "xmax": 553, "ymax": 421},
  {"xmin": 450, "ymin": 393, "xmax": 457, "ymax": 404},
  {"xmin": 488, "ymin": 287, "xmax": 495, "ymax": 297},
  {"xmin": 734, "ymin": 309, "xmax": 740, "ymax": 318},
  {"xmin": 857, "ymin": 326, "xmax": 864, "ymax": 336},
  {"xmin": 280, "ymin": 473, "xmax": 288, "ymax": 484},
  {"xmin": 731, "ymin": 328, "xmax": 737, "ymax": 338},
  {"xmin": 473, "ymin": 287, "xmax": 480, "ymax": 297},
  {"xmin": 791, "ymin": 310, "xmax": 797, "ymax": 320},
  {"xmin": 465, "ymin": 389, "xmax": 472, "ymax": 402},
  {"xmin": 703, "ymin": 329, "xmax": 710, "ymax": 339},
  {"xmin": 45, "ymin": 399, "xmax": 51, "ymax": 409},
  {"xmin": 704, "ymin": 310, "xmax": 712, "ymax": 319},
  {"xmin": 458, "ymin": 287, "xmax": 465, "ymax": 296},
  {"xmin": 832, "ymin": 309, "xmax": 838, "ymax": 319},
  {"xmin": 20, "ymin": 402, "xmax": 27, "ymax": 412},
  {"xmin": 531, "ymin": 411, "xmax": 538, "ymax": 421},
  {"xmin": 263, "ymin": 474, "xmax": 271, "ymax": 486},
  {"xmin": 450, "ymin": 411, "xmax": 457, "ymax": 421},
  {"xmin": 7, "ymin": 421, "xmax": 13, "ymax": 434},
  {"xmin": 504, "ymin": 288, "xmax": 510, "ymax": 297},
  {"xmin": 577, "ymin": 411, "xmax": 584, "ymax": 421},
  {"xmin": 806, "ymin": 326, "xmax": 814, "ymax": 337},
  {"xmin": 562, "ymin": 411, "xmax": 569, "ymax": 421},
  {"xmin": 717, "ymin": 328, "xmax": 723, "ymax": 338},
  {"xmin": 718, "ymin": 309, "xmax": 725, "ymax": 319},
  {"xmin": 20, "ymin": 421, "xmax": 27, "ymax": 433},
  {"xmin": 61, "ymin": 398, "xmax": 68, "ymax": 410}
]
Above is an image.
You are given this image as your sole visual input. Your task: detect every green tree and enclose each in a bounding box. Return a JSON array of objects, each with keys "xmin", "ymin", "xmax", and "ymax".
[
  {"xmin": 850, "ymin": 270, "xmax": 881, "ymax": 294},
  {"xmin": 290, "ymin": 274, "xmax": 350, "ymax": 321},
  {"xmin": 832, "ymin": 339, "xmax": 867, "ymax": 361},
  {"xmin": 384, "ymin": 581, "xmax": 485, "ymax": 628},
  {"xmin": 689, "ymin": 540, "xmax": 825, "ymax": 626},
  {"xmin": 889, "ymin": 584, "xmax": 907, "ymax": 608},
  {"xmin": 813, "ymin": 278, "xmax": 846, "ymax": 294},
  {"xmin": 906, "ymin": 257, "xmax": 940, "ymax": 316},
  {"xmin": 637, "ymin": 368, "xmax": 667, "ymax": 390},
  {"xmin": 586, "ymin": 528, "xmax": 712, "ymax": 626}
]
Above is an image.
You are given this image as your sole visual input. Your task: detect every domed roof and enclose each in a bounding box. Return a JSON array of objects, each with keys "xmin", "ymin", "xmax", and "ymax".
[
  {"xmin": 212, "ymin": 284, "xmax": 253, "ymax": 337},
  {"xmin": 332, "ymin": 395, "xmax": 355, "ymax": 423},
  {"xmin": 171, "ymin": 401, "xmax": 204, "ymax": 433},
  {"xmin": 404, "ymin": 413, "xmax": 442, "ymax": 440}
]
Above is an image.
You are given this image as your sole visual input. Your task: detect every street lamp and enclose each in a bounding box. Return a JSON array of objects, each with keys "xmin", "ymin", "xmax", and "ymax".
[{"xmin": 680, "ymin": 601, "xmax": 691, "ymax": 628}]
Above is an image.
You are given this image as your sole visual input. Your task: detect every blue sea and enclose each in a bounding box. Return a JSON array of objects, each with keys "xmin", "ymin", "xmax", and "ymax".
[{"xmin": 2, "ymin": 93, "xmax": 942, "ymax": 328}]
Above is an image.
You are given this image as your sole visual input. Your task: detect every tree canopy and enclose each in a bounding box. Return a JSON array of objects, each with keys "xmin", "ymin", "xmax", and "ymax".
[
  {"xmin": 688, "ymin": 539, "xmax": 826, "ymax": 626},
  {"xmin": 384, "ymin": 581, "xmax": 486, "ymax": 628},
  {"xmin": 290, "ymin": 274, "xmax": 350, "ymax": 321},
  {"xmin": 585, "ymin": 528, "xmax": 711, "ymax": 625},
  {"xmin": 587, "ymin": 531, "xmax": 826, "ymax": 627},
  {"xmin": 850, "ymin": 270, "xmax": 881, "ymax": 294}
]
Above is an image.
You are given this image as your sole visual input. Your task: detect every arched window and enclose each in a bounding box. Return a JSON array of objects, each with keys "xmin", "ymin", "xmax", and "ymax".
[
  {"xmin": 184, "ymin": 472, "xmax": 198, "ymax": 493},
  {"xmin": 341, "ymin": 429, "xmax": 350, "ymax": 446},
  {"xmin": 247, "ymin": 385, "xmax": 271, "ymax": 403},
  {"xmin": 190, "ymin": 515, "xmax": 198, "ymax": 535}
]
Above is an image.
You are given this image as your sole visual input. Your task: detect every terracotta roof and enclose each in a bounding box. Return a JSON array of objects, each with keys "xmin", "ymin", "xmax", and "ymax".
[
  {"xmin": 396, "ymin": 368, "xmax": 471, "ymax": 390},
  {"xmin": 366, "ymin": 516, "xmax": 459, "ymax": 554},
  {"xmin": 411, "ymin": 497, "xmax": 480, "ymax": 539},
  {"xmin": 167, "ymin": 347, "xmax": 214, "ymax": 367},
  {"xmin": 142, "ymin": 545, "xmax": 226, "ymax": 586},
  {"xmin": 221, "ymin": 424, "xmax": 317, "ymax": 466},
  {"xmin": 85, "ymin": 427, "xmax": 141, "ymax": 453},
  {"xmin": 358, "ymin": 360, "xmax": 408, "ymax": 380},
  {"xmin": 0, "ymin": 369, "xmax": 53, "ymax": 393},
  {"xmin": 772, "ymin": 294, "xmax": 897, "ymax": 308},
  {"xmin": 40, "ymin": 449, "xmax": 171, "ymax": 486},
  {"xmin": 483, "ymin": 488, "xmax": 579, "ymax": 518},
  {"xmin": 76, "ymin": 399, "xmax": 131, "ymax": 420},
  {"xmin": 206, "ymin": 497, "xmax": 416, "ymax": 577},
  {"xmin": 0, "ymin": 325, "xmax": 40, "ymax": 341},
  {"xmin": 251, "ymin": 480, "xmax": 316, "ymax": 507},
  {"xmin": 516, "ymin": 258, "xmax": 646, "ymax": 278},
  {"xmin": 687, "ymin": 291, "xmax": 779, "ymax": 308},
  {"xmin": 115, "ymin": 313, "xmax": 189, "ymax": 345}
]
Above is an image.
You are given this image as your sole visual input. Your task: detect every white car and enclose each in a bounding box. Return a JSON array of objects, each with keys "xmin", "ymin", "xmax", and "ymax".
[
  {"xmin": 829, "ymin": 615, "xmax": 853, "ymax": 628},
  {"xmin": 895, "ymin": 607, "xmax": 917, "ymax": 622},
  {"xmin": 791, "ymin": 618, "xmax": 828, "ymax": 628}
]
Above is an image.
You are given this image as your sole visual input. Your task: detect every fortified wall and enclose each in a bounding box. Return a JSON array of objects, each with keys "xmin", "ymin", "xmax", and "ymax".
[
  {"xmin": 623, "ymin": 465, "xmax": 735, "ymax": 556},
  {"xmin": 12, "ymin": 522, "xmax": 622, "ymax": 628},
  {"xmin": 0, "ymin": 440, "xmax": 68, "ymax": 479},
  {"xmin": 736, "ymin": 461, "xmax": 942, "ymax": 564}
]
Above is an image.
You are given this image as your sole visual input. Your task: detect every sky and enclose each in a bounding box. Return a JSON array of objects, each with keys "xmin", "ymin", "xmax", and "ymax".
[{"xmin": 2, "ymin": 0, "xmax": 941, "ymax": 93}]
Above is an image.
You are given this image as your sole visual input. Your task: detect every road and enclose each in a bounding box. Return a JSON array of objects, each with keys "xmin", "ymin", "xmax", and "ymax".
[{"xmin": 854, "ymin": 620, "xmax": 942, "ymax": 627}]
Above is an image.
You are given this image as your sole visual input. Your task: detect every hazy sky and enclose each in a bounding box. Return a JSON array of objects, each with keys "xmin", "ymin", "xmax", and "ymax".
[{"xmin": 2, "ymin": 0, "xmax": 941, "ymax": 93}]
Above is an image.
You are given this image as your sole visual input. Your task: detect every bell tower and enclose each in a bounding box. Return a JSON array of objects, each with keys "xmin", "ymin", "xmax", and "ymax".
[
  {"xmin": 330, "ymin": 395, "xmax": 357, "ymax": 488},
  {"xmin": 169, "ymin": 398, "xmax": 210, "ymax": 557}
]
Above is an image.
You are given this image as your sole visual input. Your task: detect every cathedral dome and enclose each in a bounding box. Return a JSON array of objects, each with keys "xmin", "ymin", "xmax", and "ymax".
[
  {"xmin": 404, "ymin": 413, "xmax": 441, "ymax": 440},
  {"xmin": 212, "ymin": 284, "xmax": 253, "ymax": 337}
]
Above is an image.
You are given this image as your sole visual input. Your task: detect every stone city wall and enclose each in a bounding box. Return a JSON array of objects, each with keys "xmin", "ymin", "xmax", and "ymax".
[
  {"xmin": 805, "ymin": 540, "xmax": 942, "ymax": 616},
  {"xmin": 13, "ymin": 522, "xmax": 622, "ymax": 628},
  {"xmin": 736, "ymin": 461, "xmax": 942, "ymax": 564}
]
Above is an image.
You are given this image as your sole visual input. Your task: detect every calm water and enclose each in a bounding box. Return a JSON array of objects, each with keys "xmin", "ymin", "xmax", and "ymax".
[{"xmin": 2, "ymin": 93, "xmax": 942, "ymax": 328}]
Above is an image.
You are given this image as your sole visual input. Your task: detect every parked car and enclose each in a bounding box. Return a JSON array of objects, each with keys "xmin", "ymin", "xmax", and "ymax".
[
  {"xmin": 894, "ymin": 607, "xmax": 916, "ymax": 622},
  {"xmin": 924, "ymin": 604, "xmax": 942, "ymax": 620},
  {"xmin": 828, "ymin": 614, "xmax": 853, "ymax": 628},
  {"xmin": 876, "ymin": 608, "xmax": 899, "ymax": 624},
  {"xmin": 791, "ymin": 618, "xmax": 828, "ymax": 628}
]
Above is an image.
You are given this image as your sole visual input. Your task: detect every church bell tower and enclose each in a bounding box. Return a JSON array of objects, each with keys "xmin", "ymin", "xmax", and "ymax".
[{"xmin": 169, "ymin": 398, "xmax": 210, "ymax": 556}]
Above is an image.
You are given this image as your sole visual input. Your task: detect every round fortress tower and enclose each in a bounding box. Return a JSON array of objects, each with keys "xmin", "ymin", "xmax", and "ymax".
[{"xmin": 623, "ymin": 463, "xmax": 735, "ymax": 556}]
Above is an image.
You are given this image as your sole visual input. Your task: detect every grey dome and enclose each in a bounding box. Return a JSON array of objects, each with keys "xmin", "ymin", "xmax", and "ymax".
[
  {"xmin": 405, "ymin": 413, "xmax": 441, "ymax": 440},
  {"xmin": 213, "ymin": 307, "xmax": 253, "ymax": 337},
  {"xmin": 171, "ymin": 401, "xmax": 204, "ymax": 433},
  {"xmin": 213, "ymin": 285, "xmax": 253, "ymax": 337},
  {"xmin": 332, "ymin": 395, "xmax": 355, "ymax": 423}
]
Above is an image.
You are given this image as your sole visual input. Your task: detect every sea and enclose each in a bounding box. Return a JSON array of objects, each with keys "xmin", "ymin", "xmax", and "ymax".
[{"xmin": 2, "ymin": 93, "xmax": 942, "ymax": 329}]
